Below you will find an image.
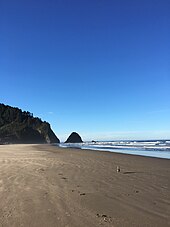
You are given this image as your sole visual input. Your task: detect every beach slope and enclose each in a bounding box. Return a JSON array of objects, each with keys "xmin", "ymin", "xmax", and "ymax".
[{"xmin": 0, "ymin": 144, "xmax": 169, "ymax": 226}]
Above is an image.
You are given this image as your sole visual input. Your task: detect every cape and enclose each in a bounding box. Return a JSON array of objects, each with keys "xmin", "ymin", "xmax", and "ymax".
[{"xmin": 0, "ymin": 104, "xmax": 60, "ymax": 144}]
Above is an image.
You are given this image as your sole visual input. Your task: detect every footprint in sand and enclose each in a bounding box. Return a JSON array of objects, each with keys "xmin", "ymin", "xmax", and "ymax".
[
  {"xmin": 0, "ymin": 180, "xmax": 4, "ymax": 192},
  {"xmin": 61, "ymin": 177, "xmax": 67, "ymax": 180},
  {"xmin": 71, "ymin": 189, "xmax": 86, "ymax": 196},
  {"xmin": 96, "ymin": 214, "xmax": 113, "ymax": 224},
  {"xmin": 79, "ymin": 193, "xmax": 86, "ymax": 196}
]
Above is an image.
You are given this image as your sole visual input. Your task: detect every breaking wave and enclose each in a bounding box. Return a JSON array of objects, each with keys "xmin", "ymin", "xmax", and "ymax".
[{"xmin": 59, "ymin": 140, "xmax": 170, "ymax": 159}]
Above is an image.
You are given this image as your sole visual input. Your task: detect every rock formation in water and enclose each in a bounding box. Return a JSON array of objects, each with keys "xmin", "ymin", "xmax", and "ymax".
[
  {"xmin": 65, "ymin": 132, "xmax": 83, "ymax": 143},
  {"xmin": 0, "ymin": 103, "xmax": 60, "ymax": 144}
]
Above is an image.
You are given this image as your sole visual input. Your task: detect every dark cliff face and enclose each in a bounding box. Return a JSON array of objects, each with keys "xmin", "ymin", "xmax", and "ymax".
[
  {"xmin": 65, "ymin": 132, "xmax": 83, "ymax": 143},
  {"xmin": 0, "ymin": 104, "xmax": 60, "ymax": 144}
]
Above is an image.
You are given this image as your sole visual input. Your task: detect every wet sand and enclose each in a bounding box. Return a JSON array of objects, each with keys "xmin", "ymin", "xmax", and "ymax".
[{"xmin": 0, "ymin": 144, "xmax": 169, "ymax": 227}]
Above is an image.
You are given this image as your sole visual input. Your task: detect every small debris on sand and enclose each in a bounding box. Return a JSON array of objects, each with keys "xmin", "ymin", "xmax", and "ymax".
[{"xmin": 117, "ymin": 166, "xmax": 120, "ymax": 173}]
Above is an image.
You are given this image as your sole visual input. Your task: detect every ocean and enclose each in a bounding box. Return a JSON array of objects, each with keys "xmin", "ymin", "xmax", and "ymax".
[{"xmin": 59, "ymin": 140, "xmax": 170, "ymax": 159}]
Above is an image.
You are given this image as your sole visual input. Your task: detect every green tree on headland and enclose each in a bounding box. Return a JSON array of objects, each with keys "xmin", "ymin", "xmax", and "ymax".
[{"xmin": 0, "ymin": 103, "xmax": 60, "ymax": 144}]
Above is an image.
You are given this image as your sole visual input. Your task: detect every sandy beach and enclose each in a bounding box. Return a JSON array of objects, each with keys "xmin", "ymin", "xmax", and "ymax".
[{"xmin": 0, "ymin": 144, "xmax": 169, "ymax": 227}]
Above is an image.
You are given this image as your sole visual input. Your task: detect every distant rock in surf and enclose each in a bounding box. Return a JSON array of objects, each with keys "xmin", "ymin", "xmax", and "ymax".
[
  {"xmin": 65, "ymin": 132, "xmax": 83, "ymax": 143},
  {"xmin": 92, "ymin": 140, "xmax": 97, "ymax": 143},
  {"xmin": 0, "ymin": 103, "xmax": 60, "ymax": 144}
]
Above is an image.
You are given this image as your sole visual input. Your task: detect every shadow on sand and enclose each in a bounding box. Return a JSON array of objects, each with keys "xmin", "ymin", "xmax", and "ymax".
[{"xmin": 123, "ymin": 171, "xmax": 144, "ymax": 174}]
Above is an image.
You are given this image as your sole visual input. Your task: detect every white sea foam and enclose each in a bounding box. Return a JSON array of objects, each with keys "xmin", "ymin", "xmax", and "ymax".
[{"xmin": 59, "ymin": 140, "xmax": 170, "ymax": 159}]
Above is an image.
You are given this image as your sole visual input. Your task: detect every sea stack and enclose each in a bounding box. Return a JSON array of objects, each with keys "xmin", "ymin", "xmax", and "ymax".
[{"xmin": 65, "ymin": 132, "xmax": 83, "ymax": 143}]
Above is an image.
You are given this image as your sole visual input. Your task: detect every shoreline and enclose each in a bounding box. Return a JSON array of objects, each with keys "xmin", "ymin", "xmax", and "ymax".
[
  {"xmin": 58, "ymin": 144, "xmax": 170, "ymax": 160},
  {"xmin": 0, "ymin": 144, "xmax": 169, "ymax": 226},
  {"xmin": 2, "ymin": 141, "xmax": 170, "ymax": 160}
]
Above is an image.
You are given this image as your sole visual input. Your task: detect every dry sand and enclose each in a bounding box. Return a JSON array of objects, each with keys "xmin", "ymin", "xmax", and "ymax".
[{"xmin": 0, "ymin": 144, "xmax": 169, "ymax": 227}]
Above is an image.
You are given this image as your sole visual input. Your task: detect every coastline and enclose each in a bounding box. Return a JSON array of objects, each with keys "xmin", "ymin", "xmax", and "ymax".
[
  {"xmin": 59, "ymin": 144, "xmax": 170, "ymax": 160},
  {"xmin": 0, "ymin": 144, "xmax": 169, "ymax": 226},
  {"xmin": 59, "ymin": 140, "xmax": 170, "ymax": 160}
]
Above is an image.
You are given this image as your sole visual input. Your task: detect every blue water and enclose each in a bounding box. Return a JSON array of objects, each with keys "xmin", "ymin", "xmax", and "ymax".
[{"xmin": 59, "ymin": 140, "xmax": 170, "ymax": 159}]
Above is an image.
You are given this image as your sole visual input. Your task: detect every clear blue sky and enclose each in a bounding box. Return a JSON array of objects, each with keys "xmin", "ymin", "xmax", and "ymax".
[{"xmin": 0, "ymin": 0, "xmax": 170, "ymax": 141}]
